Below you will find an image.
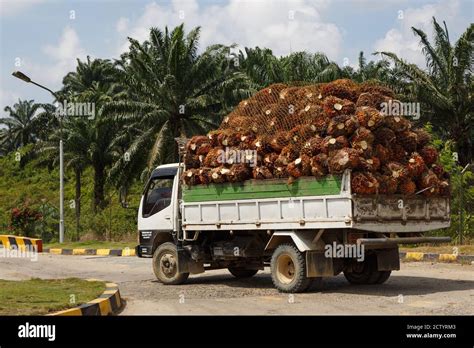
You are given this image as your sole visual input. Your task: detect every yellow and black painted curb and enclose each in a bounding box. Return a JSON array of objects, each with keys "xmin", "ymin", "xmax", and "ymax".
[
  {"xmin": 0, "ymin": 235, "xmax": 43, "ymax": 252},
  {"xmin": 49, "ymin": 280, "xmax": 122, "ymax": 316},
  {"xmin": 43, "ymin": 248, "xmax": 135, "ymax": 256},
  {"xmin": 400, "ymin": 251, "xmax": 474, "ymax": 264}
]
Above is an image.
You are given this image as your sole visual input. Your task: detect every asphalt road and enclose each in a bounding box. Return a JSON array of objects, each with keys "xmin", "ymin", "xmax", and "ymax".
[{"xmin": 1, "ymin": 254, "xmax": 473, "ymax": 315}]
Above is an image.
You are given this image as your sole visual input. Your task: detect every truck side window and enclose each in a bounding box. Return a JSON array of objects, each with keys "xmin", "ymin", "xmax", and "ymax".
[{"xmin": 142, "ymin": 177, "xmax": 174, "ymax": 217}]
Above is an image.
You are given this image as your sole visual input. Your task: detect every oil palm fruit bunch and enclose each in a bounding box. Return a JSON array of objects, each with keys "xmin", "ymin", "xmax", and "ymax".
[
  {"xmin": 355, "ymin": 106, "xmax": 384, "ymax": 130},
  {"xmin": 327, "ymin": 115, "xmax": 359, "ymax": 137},
  {"xmin": 420, "ymin": 146, "xmax": 439, "ymax": 166},
  {"xmin": 413, "ymin": 128, "xmax": 431, "ymax": 149},
  {"xmin": 419, "ymin": 170, "xmax": 440, "ymax": 196},
  {"xmin": 398, "ymin": 130, "xmax": 418, "ymax": 153},
  {"xmin": 181, "ymin": 80, "xmax": 449, "ymax": 198},
  {"xmin": 356, "ymin": 92, "xmax": 390, "ymax": 110},
  {"xmin": 227, "ymin": 164, "xmax": 251, "ymax": 183},
  {"xmin": 321, "ymin": 79, "xmax": 358, "ymax": 102},
  {"xmin": 328, "ymin": 148, "xmax": 360, "ymax": 174},
  {"xmin": 253, "ymin": 166, "xmax": 273, "ymax": 180},
  {"xmin": 399, "ymin": 178, "xmax": 417, "ymax": 195},
  {"xmin": 351, "ymin": 172, "xmax": 379, "ymax": 194},
  {"xmin": 323, "ymin": 96, "xmax": 356, "ymax": 118},
  {"xmin": 374, "ymin": 173, "xmax": 398, "ymax": 194},
  {"xmin": 383, "ymin": 115, "xmax": 411, "ymax": 133}
]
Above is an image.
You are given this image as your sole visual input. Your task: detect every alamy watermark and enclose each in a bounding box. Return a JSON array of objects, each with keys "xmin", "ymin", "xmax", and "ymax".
[
  {"xmin": 55, "ymin": 100, "xmax": 95, "ymax": 120},
  {"xmin": 380, "ymin": 100, "xmax": 420, "ymax": 120},
  {"xmin": 324, "ymin": 242, "xmax": 365, "ymax": 262},
  {"xmin": 217, "ymin": 148, "xmax": 257, "ymax": 167},
  {"xmin": 0, "ymin": 245, "xmax": 38, "ymax": 261}
]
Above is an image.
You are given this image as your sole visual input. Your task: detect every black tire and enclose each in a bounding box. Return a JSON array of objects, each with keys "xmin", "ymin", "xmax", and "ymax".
[
  {"xmin": 152, "ymin": 242, "xmax": 189, "ymax": 285},
  {"xmin": 270, "ymin": 244, "xmax": 312, "ymax": 293},
  {"xmin": 228, "ymin": 267, "xmax": 258, "ymax": 278},
  {"xmin": 344, "ymin": 254, "xmax": 379, "ymax": 285},
  {"xmin": 375, "ymin": 270, "xmax": 391, "ymax": 284}
]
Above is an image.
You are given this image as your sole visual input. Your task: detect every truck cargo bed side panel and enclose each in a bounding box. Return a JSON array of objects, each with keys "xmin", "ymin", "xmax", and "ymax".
[{"xmin": 183, "ymin": 176, "xmax": 343, "ymax": 202}]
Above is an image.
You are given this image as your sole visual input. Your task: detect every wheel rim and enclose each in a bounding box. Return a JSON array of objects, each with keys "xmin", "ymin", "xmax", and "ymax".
[
  {"xmin": 276, "ymin": 254, "xmax": 295, "ymax": 284},
  {"xmin": 160, "ymin": 252, "xmax": 177, "ymax": 278}
]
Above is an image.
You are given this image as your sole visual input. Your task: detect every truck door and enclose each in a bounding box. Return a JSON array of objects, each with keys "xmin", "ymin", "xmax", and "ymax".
[{"xmin": 137, "ymin": 167, "xmax": 177, "ymax": 256}]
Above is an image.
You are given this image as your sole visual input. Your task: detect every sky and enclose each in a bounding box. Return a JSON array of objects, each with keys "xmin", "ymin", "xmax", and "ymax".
[{"xmin": 0, "ymin": 0, "xmax": 472, "ymax": 110}]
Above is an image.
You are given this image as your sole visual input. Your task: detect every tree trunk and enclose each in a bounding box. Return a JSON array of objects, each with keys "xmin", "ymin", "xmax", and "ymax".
[
  {"xmin": 75, "ymin": 168, "xmax": 81, "ymax": 240},
  {"xmin": 93, "ymin": 165, "xmax": 106, "ymax": 213}
]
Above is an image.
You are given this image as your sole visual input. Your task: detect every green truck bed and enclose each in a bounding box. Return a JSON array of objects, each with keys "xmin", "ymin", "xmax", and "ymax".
[{"xmin": 182, "ymin": 175, "xmax": 343, "ymax": 202}]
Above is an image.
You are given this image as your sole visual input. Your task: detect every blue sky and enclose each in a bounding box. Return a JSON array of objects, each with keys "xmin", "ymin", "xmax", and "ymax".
[{"xmin": 0, "ymin": 0, "xmax": 472, "ymax": 109}]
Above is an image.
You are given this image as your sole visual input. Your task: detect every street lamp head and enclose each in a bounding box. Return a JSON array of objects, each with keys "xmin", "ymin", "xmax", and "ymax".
[{"xmin": 12, "ymin": 71, "xmax": 31, "ymax": 83}]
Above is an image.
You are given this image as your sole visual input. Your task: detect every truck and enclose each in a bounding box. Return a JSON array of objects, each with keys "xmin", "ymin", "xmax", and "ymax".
[{"xmin": 135, "ymin": 161, "xmax": 451, "ymax": 293}]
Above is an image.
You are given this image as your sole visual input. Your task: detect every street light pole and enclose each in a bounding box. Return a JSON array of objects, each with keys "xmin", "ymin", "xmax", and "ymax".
[{"xmin": 12, "ymin": 71, "xmax": 64, "ymax": 244}]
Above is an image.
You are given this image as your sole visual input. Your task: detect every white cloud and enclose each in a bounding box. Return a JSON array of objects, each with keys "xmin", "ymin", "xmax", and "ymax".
[
  {"xmin": 115, "ymin": 0, "xmax": 342, "ymax": 59},
  {"xmin": 21, "ymin": 26, "xmax": 86, "ymax": 89},
  {"xmin": 116, "ymin": 17, "xmax": 130, "ymax": 33},
  {"xmin": 373, "ymin": 0, "xmax": 461, "ymax": 67}
]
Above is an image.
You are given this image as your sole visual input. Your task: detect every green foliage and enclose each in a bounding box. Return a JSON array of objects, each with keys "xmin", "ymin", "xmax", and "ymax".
[
  {"xmin": 0, "ymin": 99, "xmax": 55, "ymax": 153},
  {"xmin": 424, "ymin": 123, "xmax": 474, "ymax": 242},
  {"xmin": 0, "ymin": 148, "xmax": 141, "ymax": 240},
  {"xmin": 378, "ymin": 19, "xmax": 473, "ymax": 165}
]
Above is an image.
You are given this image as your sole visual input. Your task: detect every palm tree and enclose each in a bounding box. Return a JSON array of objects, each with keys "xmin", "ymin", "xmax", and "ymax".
[
  {"xmin": 238, "ymin": 48, "xmax": 343, "ymax": 87},
  {"xmin": 40, "ymin": 56, "xmax": 121, "ymax": 214},
  {"xmin": 104, "ymin": 24, "xmax": 252, "ymax": 178},
  {"xmin": 378, "ymin": 18, "xmax": 473, "ymax": 165},
  {"xmin": 0, "ymin": 99, "xmax": 44, "ymax": 148},
  {"xmin": 237, "ymin": 47, "xmax": 284, "ymax": 87},
  {"xmin": 0, "ymin": 128, "xmax": 14, "ymax": 155},
  {"xmin": 280, "ymin": 52, "xmax": 342, "ymax": 83},
  {"xmin": 353, "ymin": 51, "xmax": 392, "ymax": 83}
]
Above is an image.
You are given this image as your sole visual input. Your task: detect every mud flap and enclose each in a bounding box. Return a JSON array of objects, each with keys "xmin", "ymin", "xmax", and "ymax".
[
  {"xmin": 177, "ymin": 248, "xmax": 205, "ymax": 274},
  {"xmin": 306, "ymin": 251, "xmax": 334, "ymax": 277},
  {"xmin": 376, "ymin": 248, "xmax": 400, "ymax": 271}
]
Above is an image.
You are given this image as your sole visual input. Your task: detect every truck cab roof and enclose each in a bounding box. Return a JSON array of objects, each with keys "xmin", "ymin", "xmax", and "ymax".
[{"xmin": 150, "ymin": 163, "xmax": 180, "ymax": 179}]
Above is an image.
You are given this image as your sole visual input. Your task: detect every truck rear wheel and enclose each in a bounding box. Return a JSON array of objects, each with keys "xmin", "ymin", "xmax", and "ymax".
[
  {"xmin": 228, "ymin": 267, "xmax": 258, "ymax": 278},
  {"xmin": 375, "ymin": 271, "xmax": 391, "ymax": 284},
  {"xmin": 344, "ymin": 255, "xmax": 388, "ymax": 285},
  {"xmin": 153, "ymin": 242, "xmax": 189, "ymax": 285},
  {"xmin": 270, "ymin": 244, "xmax": 312, "ymax": 293}
]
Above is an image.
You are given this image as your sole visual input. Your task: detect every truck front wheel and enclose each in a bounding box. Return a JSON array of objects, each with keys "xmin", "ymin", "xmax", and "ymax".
[
  {"xmin": 153, "ymin": 242, "xmax": 189, "ymax": 285},
  {"xmin": 270, "ymin": 244, "xmax": 312, "ymax": 293}
]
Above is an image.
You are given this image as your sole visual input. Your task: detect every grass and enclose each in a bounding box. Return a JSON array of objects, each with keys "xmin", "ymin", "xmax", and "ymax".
[
  {"xmin": 400, "ymin": 244, "xmax": 474, "ymax": 255},
  {"xmin": 0, "ymin": 278, "xmax": 106, "ymax": 315},
  {"xmin": 44, "ymin": 240, "xmax": 136, "ymax": 250}
]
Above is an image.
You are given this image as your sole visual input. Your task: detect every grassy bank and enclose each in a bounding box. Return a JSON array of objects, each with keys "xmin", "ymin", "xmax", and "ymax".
[{"xmin": 0, "ymin": 278, "xmax": 106, "ymax": 315}]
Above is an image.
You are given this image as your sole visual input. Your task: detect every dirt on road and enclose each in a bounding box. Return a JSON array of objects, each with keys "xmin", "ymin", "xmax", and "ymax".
[{"xmin": 1, "ymin": 254, "xmax": 472, "ymax": 315}]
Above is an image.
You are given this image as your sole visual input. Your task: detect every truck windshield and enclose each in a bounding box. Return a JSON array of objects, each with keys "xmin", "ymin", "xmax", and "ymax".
[{"xmin": 142, "ymin": 176, "xmax": 174, "ymax": 217}]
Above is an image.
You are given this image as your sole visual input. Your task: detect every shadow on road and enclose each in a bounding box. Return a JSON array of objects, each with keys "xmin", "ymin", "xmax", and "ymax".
[{"xmin": 156, "ymin": 271, "xmax": 474, "ymax": 297}]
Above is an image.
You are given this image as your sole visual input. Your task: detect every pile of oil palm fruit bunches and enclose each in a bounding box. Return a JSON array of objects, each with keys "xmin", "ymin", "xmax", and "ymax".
[{"xmin": 182, "ymin": 79, "xmax": 449, "ymax": 196}]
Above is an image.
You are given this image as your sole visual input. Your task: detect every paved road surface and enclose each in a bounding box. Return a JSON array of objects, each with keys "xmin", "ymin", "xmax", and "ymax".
[{"xmin": 1, "ymin": 254, "xmax": 472, "ymax": 315}]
